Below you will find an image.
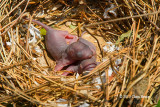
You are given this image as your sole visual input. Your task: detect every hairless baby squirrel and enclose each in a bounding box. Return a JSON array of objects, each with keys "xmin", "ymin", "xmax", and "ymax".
[
  {"xmin": 62, "ymin": 56, "xmax": 98, "ymax": 76},
  {"xmin": 25, "ymin": 18, "xmax": 97, "ymax": 73},
  {"xmin": 62, "ymin": 38, "xmax": 98, "ymax": 75}
]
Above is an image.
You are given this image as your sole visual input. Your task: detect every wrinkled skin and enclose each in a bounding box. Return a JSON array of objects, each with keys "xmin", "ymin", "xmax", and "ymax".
[
  {"xmin": 55, "ymin": 37, "xmax": 97, "ymax": 71},
  {"xmin": 29, "ymin": 19, "xmax": 78, "ymax": 71},
  {"xmin": 78, "ymin": 56, "xmax": 97, "ymax": 74},
  {"xmin": 28, "ymin": 19, "xmax": 97, "ymax": 72},
  {"xmin": 66, "ymin": 38, "xmax": 93, "ymax": 60},
  {"xmin": 62, "ymin": 38, "xmax": 98, "ymax": 75},
  {"xmin": 62, "ymin": 56, "xmax": 98, "ymax": 76},
  {"xmin": 78, "ymin": 37, "xmax": 96, "ymax": 55}
]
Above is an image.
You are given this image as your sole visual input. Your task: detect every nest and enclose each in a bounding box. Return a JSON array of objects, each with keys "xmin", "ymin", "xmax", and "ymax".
[{"xmin": 0, "ymin": 0, "xmax": 160, "ymax": 106}]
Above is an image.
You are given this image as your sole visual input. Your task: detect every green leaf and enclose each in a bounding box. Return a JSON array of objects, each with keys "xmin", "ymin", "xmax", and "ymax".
[
  {"xmin": 69, "ymin": 25, "xmax": 76, "ymax": 29},
  {"xmin": 156, "ymin": 100, "xmax": 160, "ymax": 107},
  {"xmin": 116, "ymin": 30, "xmax": 132, "ymax": 44},
  {"xmin": 40, "ymin": 28, "xmax": 47, "ymax": 36},
  {"xmin": 116, "ymin": 30, "xmax": 140, "ymax": 45},
  {"xmin": 120, "ymin": 30, "xmax": 132, "ymax": 40}
]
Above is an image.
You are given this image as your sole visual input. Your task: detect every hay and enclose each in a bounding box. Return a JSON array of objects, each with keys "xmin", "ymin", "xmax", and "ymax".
[{"xmin": 0, "ymin": 0, "xmax": 160, "ymax": 106}]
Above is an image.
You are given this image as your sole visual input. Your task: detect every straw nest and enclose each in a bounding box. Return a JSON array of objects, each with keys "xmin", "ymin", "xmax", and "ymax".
[{"xmin": 0, "ymin": 0, "xmax": 160, "ymax": 106}]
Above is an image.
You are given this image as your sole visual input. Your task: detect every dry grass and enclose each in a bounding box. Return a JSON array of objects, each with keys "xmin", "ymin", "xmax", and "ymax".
[{"xmin": 0, "ymin": 0, "xmax": 160, "ymax": 106}]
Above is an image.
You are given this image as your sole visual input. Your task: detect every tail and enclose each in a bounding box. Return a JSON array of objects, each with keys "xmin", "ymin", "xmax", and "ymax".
[{"xmin": 24, "ymin": 17, "xmax": 51, "ymax": 30}]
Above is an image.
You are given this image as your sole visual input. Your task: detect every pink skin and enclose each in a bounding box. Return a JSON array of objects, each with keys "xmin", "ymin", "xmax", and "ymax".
[
  {"xmin": 65, "ymin": 34, "xmax": 78, "ymax": 44},
  {"xmin": 62, "ymin": 56, "xmax": 99, "ymax": 76},
  {"xmin": 55, "ymin": 37, "xmax": 95, "ymax": 71},
  {"xmin": 27, "ymin": 19, "xmax": 96, "ymax": 72},
  {"xmin": 28, "ymin": 19, "xmax": 79, "ymax": 71},
  {"xmin": 66, "ymin": 38, "xmax": 93, "ymax": 60},
  {"xmin": 62, "ymin": 38, "xmax": 98, "ymax": 76},
  {"xmin": 62, "ymin": 62, "xmax": 79, "ymax": 76},
  {"xmin": 78, "ymin": 56, "xmax": 97, "ymax": 74},
  {"xmin": 78, "ymin": 37, "xmax": 96, "ymax": 55}
]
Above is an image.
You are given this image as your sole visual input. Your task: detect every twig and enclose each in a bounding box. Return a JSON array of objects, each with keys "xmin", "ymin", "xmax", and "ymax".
[
  {"xmin": 0, "ymin": 82, "xmax": 50, "ymax": 103},
  {"xmin": 84, "ymin": 27, "xmax": 104, "ymax": 58},
  {"xmin": 119, "ymin": 72, "xmax": 146, "ymax": 107},
  {"xmin": 42, "ymin": 76, "xmax": 99, "ymax": 102},
  {"xmin": 0, "ymin": 0, "xmax": 30, "ymax": 36},
  {"xmin": 0, "ymin": 60, "xmax": 31, "ymax": 71},
  {"xmin": 84, "ymin": 10, "xmax": 160, "ymax": 27},
  {"xmin": 0, "ymin": 74, "xmax": 46, "ymax": 105},
  {"xmin": 0, "ymin": 0, "xmax": 26, "ymax": 23}
]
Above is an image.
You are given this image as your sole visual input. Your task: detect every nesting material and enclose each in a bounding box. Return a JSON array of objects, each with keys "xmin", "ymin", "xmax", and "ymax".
[{"xmin": 0, "ymin": 0, "xmax": 160, "ymax": 107}]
